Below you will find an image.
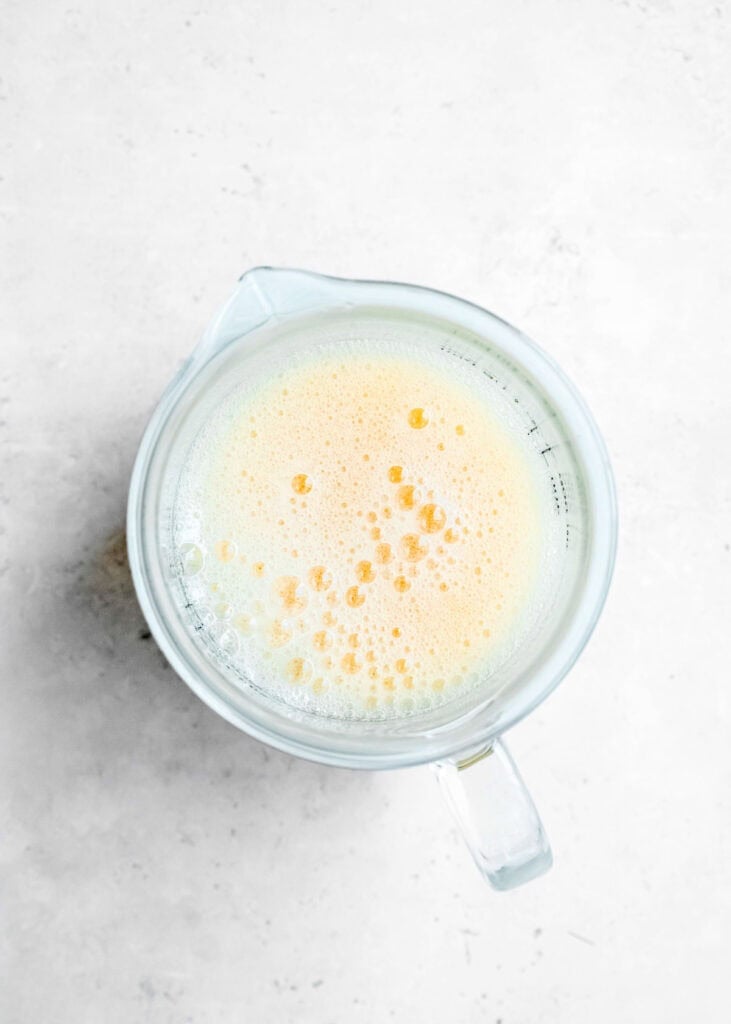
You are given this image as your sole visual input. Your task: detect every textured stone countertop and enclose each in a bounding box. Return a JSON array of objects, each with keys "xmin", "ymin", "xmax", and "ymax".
[{"xmin": 3, "ymin": 2, "xmax": 730, "ymax": 1022}]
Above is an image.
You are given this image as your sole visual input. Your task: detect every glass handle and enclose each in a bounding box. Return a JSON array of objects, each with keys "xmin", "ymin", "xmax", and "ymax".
[{"xmin": 433, "ymin": 738, "xmax": 552, "ymax": 890}]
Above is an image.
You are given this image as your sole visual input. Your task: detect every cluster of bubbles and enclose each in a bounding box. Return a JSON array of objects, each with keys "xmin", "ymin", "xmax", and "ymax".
[{"xmin": 177, "ymin": 397, "xmax": 524, "ymax": 719}]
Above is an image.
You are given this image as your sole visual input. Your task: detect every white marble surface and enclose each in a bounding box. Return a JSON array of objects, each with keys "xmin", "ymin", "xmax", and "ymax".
[{"xmin": 3, "ymin": 1, "xmax": 730, "ymax": 1021}]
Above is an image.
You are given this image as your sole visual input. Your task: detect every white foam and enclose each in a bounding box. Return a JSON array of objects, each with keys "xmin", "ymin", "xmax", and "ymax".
[{"xmin": 173, "ymin": 327, "xmax": 557, "ymax": 720}]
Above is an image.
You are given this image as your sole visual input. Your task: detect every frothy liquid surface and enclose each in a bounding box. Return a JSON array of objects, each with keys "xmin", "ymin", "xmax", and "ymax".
[{"xmin": 175, "ymin": 344, "xmax": 546, "ymax": 719}]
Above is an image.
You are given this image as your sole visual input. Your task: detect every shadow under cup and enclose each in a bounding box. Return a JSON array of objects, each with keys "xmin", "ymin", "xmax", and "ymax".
[{"xmin": 128, "ymin": 281, "xmax": 616, "ymax": 773}]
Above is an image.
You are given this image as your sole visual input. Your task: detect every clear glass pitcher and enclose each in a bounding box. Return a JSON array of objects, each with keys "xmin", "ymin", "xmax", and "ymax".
[{"xmin": 127, "ymin": 268, "xmax": 617, "ymax": 890}]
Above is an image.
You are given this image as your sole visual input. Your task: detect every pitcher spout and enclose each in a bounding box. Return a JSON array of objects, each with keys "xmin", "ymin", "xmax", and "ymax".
[{"xmin": 191, "ymin": 266, "xmax": 351, "ymax": 368}]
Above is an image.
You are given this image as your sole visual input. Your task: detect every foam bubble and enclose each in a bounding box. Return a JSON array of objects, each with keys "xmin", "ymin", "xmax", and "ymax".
[{"xmin": 173, "ymin": 340, "xmax": 551, "ymax": 720}]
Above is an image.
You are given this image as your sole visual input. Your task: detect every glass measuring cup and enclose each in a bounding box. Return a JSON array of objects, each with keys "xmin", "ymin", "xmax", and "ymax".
[{"xmin": 127, "ymin": 268, "xmax": 617, "ymax": 890}]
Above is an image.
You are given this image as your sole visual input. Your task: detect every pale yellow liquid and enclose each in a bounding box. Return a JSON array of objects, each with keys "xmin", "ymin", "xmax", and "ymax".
[{"xmin": 175, "ymin": 345, "xmax": 546, "ymax": 719}]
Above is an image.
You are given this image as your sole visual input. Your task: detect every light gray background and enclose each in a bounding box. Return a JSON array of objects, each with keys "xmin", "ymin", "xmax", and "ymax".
[{"xmin": 2, "ymin": 1, "xmax": 730, "ymax": 1021}]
